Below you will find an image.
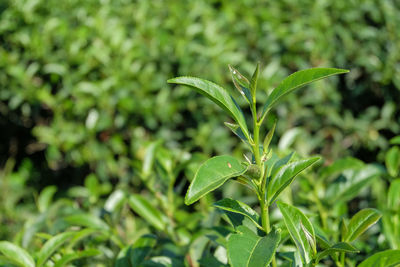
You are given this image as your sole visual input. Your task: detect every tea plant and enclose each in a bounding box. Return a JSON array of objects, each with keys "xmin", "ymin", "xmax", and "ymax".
[{"xmin": 169, "ymin": 65, "xmax": 399, "ymax": 266}]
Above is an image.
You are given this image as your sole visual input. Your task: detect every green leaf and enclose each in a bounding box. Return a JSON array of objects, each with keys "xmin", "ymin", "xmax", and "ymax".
[
  {"xmin": 0, "ymin": 241, "xmax": 35, "ymax": 267},
  {"xmin": 390, "ymin": 136, "xmax": 400, "ymax": 145},
  {"xmin": 385, "ymin": 146, "xmax": 400, "ymax": 177},
  {"xmin": 388, "ymin": 179, "xmax": 400, "ymax": 210},
  {"xmin": 260, "ymin": 68, "xmax": 348, "ymax": 121},
  {"xmin": 115, "ymin": 234, "xmax": 157, "ymax": 267},
  {"xmin": 227, "ymin": 226, "xmax": 281, "ymax": 267},
  {"xmin": 325, "ymin": 165, "xmax": 382, "ymax": 204},
  {"xmin": 250, "ymin": 63, "xmax": 260, "ymax": 99},
  {"xmin": 358, "ymin": 250, "xmax": 400, "ymax": 267},
  {"xmin": 229, "ymin": 65, "xmax": 252, "ymax": 105},
  {"xmin": 224, "ymin": 122, "xmax": 248, "ymax": 143},
  {"xmin": 64, "ymin": 213, "xmax": 110, "ymax": 231},
  {"xmin": 344, "ymin": 208, "xmax": 381, "ymax": 242},
  {"xmin": 214, "ymin": 198, "xmax": 261, "ymax": 229},
  {"xmin": 267, "ymin": 157, "xmax": 320, "ymax": 203},
  {"xmin": 315, "ymin": 242, "xmax": 359, "ymax": 263},
  {"xmin": 54, "ymin": 249, "xmax": 100, "ymax": 267},
  {"xmin": 263, "ymin": 119, "xmax": 276, "ymax": 154},
  {"xmin": 128, "ymin": 195, "xmax": 166, "ymax": 230},
  {"xmin": 37, "ymin": 186, "xmax": 57, "ymax": 213},
  {"xmin": 277, "ymin": 201, "xmax": 316, "ymax": 265},
  {"xmin": 185, "ymin": 156, "xmax": 247, "ymax": 205},
  {"xmin": 168, "ymin": 77, "xmax": 250, "ymax": 140},
  {"xmin": 37, "ymin": 232, "xmax": 76, "ymax": 267},
  {"xmin": 320, "ymin": 157, "xmax": 364, "ymax": 180}
]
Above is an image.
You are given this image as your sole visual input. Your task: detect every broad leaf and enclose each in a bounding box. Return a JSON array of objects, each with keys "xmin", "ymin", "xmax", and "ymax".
[
  {"xmin": 358, "ymin": 250, "xmax": 400, "ymax": 267},
  {"xmin": 0, "ymin": 241, "xmax": 35, "ymax": 267},
  {"xmin": 128, "ymin": 195, "xmax": 166, "ymax": 231},
  {"xmin": 277, "ymin": 201, "xmax": 316, "ymax": 265},
  {"xmin": 37, "ymin": 231, "xmax": 75, "ymax": 267},
  {"xmin": 54, "ymin": 249, "xmax": 100, "ymax": 267},
  {"xmin": 214, "ymin": 198, "xmax": 261, "ymax": 229},
  {"xmin": 344, "ymin": 208, "xmax": 381, "ymax": 242},
  {"xmin": 315, "ymin": 242, "xmax": 359, "ymax": 263},
  {"xmin": 228, "ymin": 226, "xmax": 280, "ymax": 267},
  {"xmin": 64, "ymin": 213, "xmax": 110, "ymax": 231},
  {"xmin": 185, "ymin": 156, "xmax": 247, "ymax": 205},
  {"xmin": 168, "ymin": 77, "xmax": 250, "ymax": 140},
  {"xmin": 267, "ymin": 157, "xmax": 320, "ymax": 203},
  {"xmin": 260, "ymin": 68, "xmax": 348, "ymax": 120}
]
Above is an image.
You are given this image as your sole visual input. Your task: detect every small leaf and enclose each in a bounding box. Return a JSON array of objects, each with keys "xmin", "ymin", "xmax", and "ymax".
[
  {"xmin": 385, "ymin": 146, "xmax": 400, "ymax": 177},
  {"xmin": 320, "ymin": 157, "xmax": 364, "ymax": 180},
  {"xmin": 224, "ymin": 122, "xmax": 248, "ymax": 143},
  {"xmin": 168, "ymin": 76, "xmax": 250, "ymax": 140},
  {"xmin": 64, "ymin": 214, "xmax": 110, "ymax": 231},
  {"xmin": 128, "ymin": 195, "xmax": 166, "ymax": 231},
  {"xmin": 388, "ymin": 179, "xmax": 400, "ymax": 210},
  {"xmin": 277, "ymin": 201, "xmax": 316, "ymax": 265},
  {"xmin": 38, "ymin": 186, "xmax": 57, "ymax": 213},
  {"xmin": 214, "ymin": 198, "xmax": 261, "ymax": 229},
  {"xmin": 344, "ymin": 208, "xmax": 381, "ymax": 242},
  {"xmin": 267, "ymin": 157, "xmax": 320, "ymax": 204},
  {"xmin": 54, "ymin": 249, "xmax": 101, "ymax": 267},
  {"xmin": 315, "ymin": 242, "xmax": 359, "ymax": 263},
  {"xmin": 0, "ymin": 241, "xmax": 35, "ymax": 267},
  {"xmin": 263, "ymin": 119, "xmax": 276, "ymax": 154},
  {"xmin": 260, "ymin": 68, "xmax": 348, "ymax": 121},
  {"xmin": 250, "ymin": 63, "xmax": 260, "ymax": 99},
  {"xmin": 358, "ymin": 249, "xmax": 400, "ymax": 267},
  {"xmin": 227, "ymin": 226, "xmax": 281, "ymax": 267},
  {"xmin": 37, "ymin": 232, "xmax": 76, "ymax": 267},
  {"xmin": 185, "ymin": 156, "xmax": 247, "ymax": 205},
  {"xmin": 390, "ymin": 136, "xmax": 400, "ymax": 145},
  {"xmin": 229, "ymin": 65, "xmax": 252, "ymax": 104}
]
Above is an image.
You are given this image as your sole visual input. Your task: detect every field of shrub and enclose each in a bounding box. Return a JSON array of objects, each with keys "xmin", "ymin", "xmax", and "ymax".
[{"xmin": 0, "ymin": 0, "xmax": 399, "ymax": 266}]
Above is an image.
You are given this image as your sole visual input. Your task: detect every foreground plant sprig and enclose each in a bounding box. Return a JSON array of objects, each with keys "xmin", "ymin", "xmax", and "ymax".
[{"xmin": 167, "ymin": 65, "xmax": 387, "ymax": 266}]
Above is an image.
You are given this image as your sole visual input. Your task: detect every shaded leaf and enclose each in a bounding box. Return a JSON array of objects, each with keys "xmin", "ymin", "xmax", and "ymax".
[
  {"xmin": 54, "ymin": 249, "xmax": 100, "ymax": 267},
  {"xmin": 388, "ymin": 179, "xmax": 400, "ymax": 210},
  {"xmin": 229, "ymin": 65, "xmax": 252, "ymax": 105},
  {"xmin": 315, "ymin": 242, "xmax": 359, "ymax": 263},
  {"xmin": 214, "ymin": 198, "xmax": 261, "ymax": 229},
  {"xmin": 250, "ymin": 63, "xmax": 260, "ymax": 99},
  {"xmin": 37, "ymin": 232, "xmax": 75, "ymax": 267},
  {"xmin": 185, "ymin": 156, "xmax": 247, "ymax": 205},
  {"xmin": 224, "ymin": 122, "xmax": 248, "ymax": 143},
  {"xmin": 64, "ymin": 213, "xmax": 109, "ymax": 231}
]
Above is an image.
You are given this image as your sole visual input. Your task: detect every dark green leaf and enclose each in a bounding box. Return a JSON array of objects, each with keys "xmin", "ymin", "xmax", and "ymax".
[
  {"xmin": 358, "ymin": 250, "xmax": 400, "ymax": 267},
  {"xmin": 261, "ymin": 68, "xmax": 348, "ymax": 121},
  {"xmin": 128, "ymin": 195, "xmax": 166, "ymax": 231},
  {"xmin": 168, "ymin": 77, "xmax": 250, "ymax": 140},
  {"xmin": 214, "ymin": 198, "xmax": 261, "ymax": 229},
  {"xmin": 267, "ymin": 157, "xmax": 320, "ymax": 203},
  {"xmin": 344, "ymin": 208, "xmax": 381, "ymax": 242},
  {"xmin": 277, "ymin": 201, "xmax": 316, "ymax": 265},
  {"xmin": 185, "ymin": 156, "xmax": 247, "ymax": 205},
  {"xmin": 320, "ymin": 157, "xmax": 364, "ymax": 180},
  {"xmin": 227, "ymin": 226, "xmax": 281, "ymax": 267},
  {"xmin": 250, "ymin": 63, "xmax": 260, "ymax": 99},
  {"xmin": 0, "ymin": 241, "xmax": 34, "ymax": 267},
  {"xmin": 131, "ymin": 234, "xmax": 157, "ymax": 267},
  {"xmin": 224, "ymin": 122, "xmax": 248, "ymax": 143}
]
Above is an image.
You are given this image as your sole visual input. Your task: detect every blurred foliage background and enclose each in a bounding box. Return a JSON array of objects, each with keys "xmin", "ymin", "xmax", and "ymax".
[{"xmin": 0, "ymin": 0, "xmax": 399, "ymax": 265}]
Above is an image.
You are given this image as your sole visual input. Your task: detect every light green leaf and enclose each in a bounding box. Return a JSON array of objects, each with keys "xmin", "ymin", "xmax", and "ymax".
[
  {"xmin": 37, "ymin": 186, "xmax": 57, "ymax": 213},
  {"xmin": 214, "ymin": 198, "xmax": 261, "ymax": 229},
  {"xmin": 261, "ymin": 68, "xmax": 348, "ymax": 121},
  {"xmin": 64, "ymin": 214, "xmax": 110, "ymax": 231},
  {"xmin": 0, "ymin": 241, "xmax": 35, "ymax": 267},
  {"xmin": 315, "ymin": 242, "xmax": 359, "ymax": 263},
  {"xmin": 185, "ymin": 156, "xmax": 247, "ymax": 205},
  {"xmin": 54, "ymin": 249, "xmax": 100, "ymax": 267},
  {"xmin": 320, "ymin": 157, "xmax": 364, "ymax": 180},
  {"xmin": 229, "ymin": 65, "xmax": 252, "ymax": 105},
  {"xmin": 358, "ymin": 250, "xmax": 400, "ymax": 267},
  {"xmin": 250, "ymin": 63, "xmax": 260, "ymax": 99},
  {"xmin": 390, "ymin": 136, "xmax": 400, "ymax": 145},
  {"xmin": 388, "ymin": 179, "xmax": 400, "ymax": 210},
  {"xmin": 267, "ymin": 157, "xmax": 320, "ymax": 203},
  {"xmin": 385, "ymin": 146, "xmax": 400, "ymax": 177},
  {"xmin": 345, "ymin": 208, "xmax": 381, "ymax": 242},
  {"xmin": 263, "ymin": 119, "xmax": 276, "ymax": 154},
  {"xmin": 277, "ymin": 201, "xmax": 316, "ymax": 265},
  {"xmin": 128, "ymin": 195, "xmax": 166, "ymax": 230},
  {"xmin": 37, "ymin": 232, "xmax": 75, "ymax": 267},
  {"xmin": 227, "ymin": 226, "xmax": 281, "ymax": 267},
  {"xmin": 168, "ymin": 77, "xmax": 250, "ymax": 140}
]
